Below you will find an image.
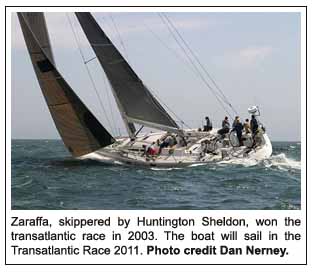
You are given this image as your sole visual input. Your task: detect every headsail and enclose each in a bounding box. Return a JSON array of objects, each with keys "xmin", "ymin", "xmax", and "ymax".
[
  {"xmin": 18, "ymin": 12, "xmax": 115, "ymax": 157},
  {"xmin": 75, "ymin": 12, "xmax": 180, "ymax": 136}
]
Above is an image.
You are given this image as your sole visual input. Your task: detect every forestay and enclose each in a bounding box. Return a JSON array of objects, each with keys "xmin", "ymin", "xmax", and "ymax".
[
  {"xmin": 75, "ymin": 12, "xmax": 180, "ymax": 136},
  {"xmin": 18, "ymin": 12, "xmax": 115, "ymax": 157}
]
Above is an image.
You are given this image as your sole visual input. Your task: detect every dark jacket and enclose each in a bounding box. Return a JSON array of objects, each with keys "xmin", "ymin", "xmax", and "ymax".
[
  {"xmin": 250, "ymin": 118, "xmax": 259, "ymax": 133},
  {"xmin": 206, "ymin": 118, "xmax": 212, "ymax": 128},
  {"xmin": 234, "ymin": 122, "xmax": 243, "ymax": 134},
  {"xmin": 222, "ymin": 120, "xmax": 230, "ymax": 129}
]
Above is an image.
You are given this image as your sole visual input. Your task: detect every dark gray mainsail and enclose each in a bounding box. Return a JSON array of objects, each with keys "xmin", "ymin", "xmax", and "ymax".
[
  {"xmin": 75, "ymin": 12, "xmax": 180, "ymax": 136},
  {"xmin": 18, "ymin": 12, "xmax": 115, "ymax": 157}
]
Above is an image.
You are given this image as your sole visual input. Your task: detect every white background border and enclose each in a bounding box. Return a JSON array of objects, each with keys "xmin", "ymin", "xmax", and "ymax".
[{"xmin": 1, "ymin": 0, "xmax": 310, "ymax": 272}]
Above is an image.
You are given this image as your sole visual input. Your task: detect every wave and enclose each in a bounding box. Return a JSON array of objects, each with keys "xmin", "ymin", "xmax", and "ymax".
[
  {"xmin": 217, "ymin": 158, "xmax": 259, "ymax": 167},
  {"xmin": 12, "ymin": 179, "xmax": 33, "ymax": 189},
  {"xmin": 150, "ymin": 167, "xmax": 182, "ymax": 171},
  {"xmin": 188, "ymin": 163, "xmax": 207, "ymax": 168},
  {"xmin": 217, "ymin": 153, "xmax": 300, "ymax": 171},
  {"xmin": 82, "ymin": 150, "xmax": 300, "ymax": 171},
  {"xmin": 79, "ymin": 153, "xmax": 125, "ymax": 166},
  {"xmin": 263, "ymin": 153, "xmax": 301, "ymax": 170}
]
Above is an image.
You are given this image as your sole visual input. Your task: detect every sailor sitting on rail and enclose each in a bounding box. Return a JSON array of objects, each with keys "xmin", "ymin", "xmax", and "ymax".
[
  {"xmin": 146, "ymin": 142, "xmax": 158, "ymax": 156},
  {"xmin": 158, "ymin": 134, "xmax": 176, "ymax": 154},
  {"xmin": 217, "ymin": 116, "xmax": 230, "ymax": 137}
]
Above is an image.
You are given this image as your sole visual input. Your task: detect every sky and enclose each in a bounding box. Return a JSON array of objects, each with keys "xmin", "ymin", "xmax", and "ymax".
[{"xmin": 11, "ymin": 11, "xmax": 301, "ymax": 141}]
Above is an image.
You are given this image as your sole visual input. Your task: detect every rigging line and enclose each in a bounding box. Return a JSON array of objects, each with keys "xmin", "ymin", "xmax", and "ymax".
[
  {"xmin": 158, "ymin": 13, "xmax": 228, "ymax": 108},
  {"xmin": 101, "ymin": 14, "xmax": 139, "ymax": 136},
  {"xmin": 143, "ymin": 20, "xmax": 230, "ymax": 126},
  {"xmin": 97, "ymin": 16, "xmax": 121, "ymax": 136},
  {"xmin": 160, "ymin": 13, "xmax": 228, "ymax": 106},
  {"xmin": 101, "ymin": 70, "xmax": 118, "ymax": 136},
  {"xmin": 142, "ymin": 21, "xmax": 199, "ymax": 77},
  {"xmin": 162, "ymin": 13, "xmax": 238, "ymax": 116},
  {"xmin": 162, "ymin": 13, "xmax": 234, "ymax": 111},
  {"xmin": 146, "ymin": 84, "xmax": 191, "ymax": 129},
  {"xmin": 143, "ymin": 18, "xmax": 224, "ymax": 128},
  {"xmin": 107, "ymin": 14, "xmax": 189, "ymax": 130},
  {"xmin": 66, "ymin": 13, "xmax": 115, "ymax": 134},
  {"xmin": 158, "ymin": 13, "xmax": 234, "ymax": 120},
  {"xmin": 109, "ymin": 13, "xmax": 130, "ymax": 61}
]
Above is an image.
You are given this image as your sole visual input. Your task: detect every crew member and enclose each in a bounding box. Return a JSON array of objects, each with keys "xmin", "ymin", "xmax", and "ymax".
[
  {"xmin": 203, "ymin": 116, "xmax": 213, "ymax": 132},
  {"xmin": 217, "ymin": 116, "xmax": 230, "ymax": 136},
  {"xmin": 243, "ymin": 119, "xmax": 251, "ymax": 134},
  {"xmin": 232, "ymin": 116, "xmax": 239, "ymax": 128},
  {"xmin": 250, "ymin": 115, "xmax": 259, "ymax": 136},
  {"xmin": 233, "ymin": 117, "xmax": 243, "ymax": 145},
  {"xmin": 147, "ymin": 142, "xmax": 157, "ymax": 156},
  {"xmin": 158, "ymin": 134, "xmax": 173, "ymax": 154}
]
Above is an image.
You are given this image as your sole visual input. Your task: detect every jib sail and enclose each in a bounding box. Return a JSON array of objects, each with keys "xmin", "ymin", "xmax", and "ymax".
[{"xmin": 18, "ymin": 12, "xmax": 115, "ymax": 156}]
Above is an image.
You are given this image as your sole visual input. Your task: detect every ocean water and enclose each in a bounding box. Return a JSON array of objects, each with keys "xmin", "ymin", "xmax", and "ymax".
[{"xmin": 11, "ymin": 140, "xmax": 301, "ymax": 210}]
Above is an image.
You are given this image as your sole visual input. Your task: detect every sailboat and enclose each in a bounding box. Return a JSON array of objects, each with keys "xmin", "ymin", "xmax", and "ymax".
[{"xmin": 17, "ymin": 12, "xmax": 272, "ymax": 167}]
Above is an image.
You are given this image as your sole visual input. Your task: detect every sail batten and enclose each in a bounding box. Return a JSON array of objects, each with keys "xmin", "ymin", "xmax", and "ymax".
[
  {"xmin": 18, "ymin": 12, "xmax": 115, "ymax": 157},
  {"xmin": 75, "ymin": 12, "xmax": 179, "ymax": 134}
]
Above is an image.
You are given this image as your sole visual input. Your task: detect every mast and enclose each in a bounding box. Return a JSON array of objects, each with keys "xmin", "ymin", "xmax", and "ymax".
[
  {"xmin": 18, "ymin": 12, "xmax": 115, "ymax": 157},
  {"xmin": 75, "ymin": 12, "xmax": 181, "ymax": 136}
]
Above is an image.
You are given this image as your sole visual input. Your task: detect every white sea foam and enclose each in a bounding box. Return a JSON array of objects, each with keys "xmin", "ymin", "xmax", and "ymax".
[
  {"xmin": 83, "ymin": 151, "xmax": 300, "ymax": 171},
  {"xmin": 217, "ymin": 158, "xmax": 259, "ymax": 167},
  {"xmin": 264, "ymin": 153, "xmax": 301, "ymax": 170},
  {"xmin": 150, "ymin": 167, "xmax": 182, "ymax": 171},
  {"xmin": 79, "ymin": 153, "xmax": 127, "ymax": 167},
  {"xmin": 79, "ymin": 153, "xmax": 105, "ymax": 161},
  {"xmin": 113, "ymin": 160, "xmax": 125, "ymax": 165},
  {"xmin": 188, "ymin": 163, "xmax": 207, "ymax": 168},
  {"xmin": 217, "ymin": 153, "xmax": 301, "ymax": 170},
  {"xmin": 151, "ymin": 163, "xmax": 208, "ymax": 170}
]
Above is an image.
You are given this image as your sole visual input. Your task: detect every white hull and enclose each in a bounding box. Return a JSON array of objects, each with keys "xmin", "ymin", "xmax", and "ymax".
[{"xmin": 80, "ymin": 129, "xmax": 273, "ymax": 167}]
